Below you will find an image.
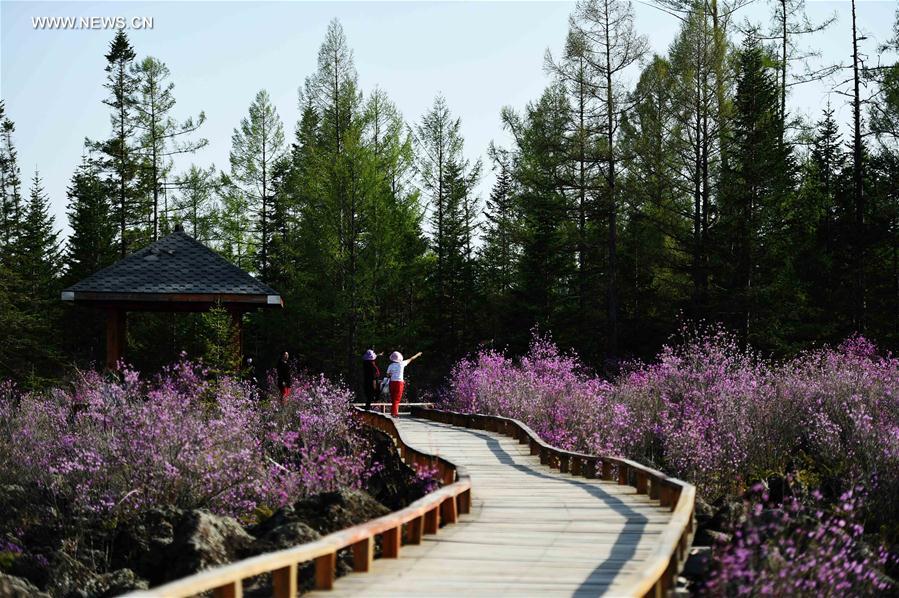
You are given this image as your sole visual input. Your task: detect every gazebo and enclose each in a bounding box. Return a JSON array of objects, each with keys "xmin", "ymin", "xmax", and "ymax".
[{"xmin": 61, "ymin": 226, "xmax": 283, "ymax": 369}]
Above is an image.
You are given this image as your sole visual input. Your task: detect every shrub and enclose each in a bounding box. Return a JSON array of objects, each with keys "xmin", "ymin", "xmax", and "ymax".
[
  {"xmin": 703, "ymin": 486, "xmax": 894, "ymax": 596},
  {"xmin": 0, "ymin": 358, "xmax": 374, "ymax": 522},
  {"xmin": 442, "ymin": 329, "xmax": 899, "ymax": 588}
]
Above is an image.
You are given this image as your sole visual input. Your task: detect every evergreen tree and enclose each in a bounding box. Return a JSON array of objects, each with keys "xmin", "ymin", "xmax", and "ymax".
[
  {"xmin": 18, "ymin": 171, "xmax": 61, "ymax": 299},
  {"xmin": 92, "ymin": 30, "xmax": 141, "ymax": 258},
  {"xmin": 619, "ymin": 56, "xmax": 692, "ymax": 352},
  {"xmin": 229, "ymin": 89, "xmax": 285, "ymax": 281},
  {"xmin": 716, "ymin": 33, "xmax": 795, "ymax": 347},
  {"xmin": 571, "ymin": 0, "xmax": 648, "ymax": 358},
  {"xmin": 172, "ymin": 164, "xmax": 217, "ymax": 242},
  {"xmin": 0, "ymin": 102, "xmax": 23, "ymax": 257},
  {"xmin": 502, "ymin": 86, "xmax": 576, "ymax": 351},
  {"xmin": 64, "ymin": 155, "xmax": 118, "ymax": 285},
  {"xmin": 415, "ymin": 94, "xmax": 482, "ymax": 355},
  {"xmin": 480, "ymin": 145, "xmax": 519, "ymax": 317}
]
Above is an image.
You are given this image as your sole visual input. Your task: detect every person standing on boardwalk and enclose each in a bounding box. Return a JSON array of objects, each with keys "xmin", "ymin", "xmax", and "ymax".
[
  {"xmin": 386, "ymin": 350, "xmax": 422, "ymax": 417},
  {"xmin": 361, "ymin": 349, "xmax": 382, "ymax": 410},
  {"xmin": 276, "ymin": 352, "xmax": 291, "ymax": 405}
]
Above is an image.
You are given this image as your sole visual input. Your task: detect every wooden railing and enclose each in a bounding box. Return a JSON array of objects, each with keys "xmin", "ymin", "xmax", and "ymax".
[
  {"xmin": 123, "ymin": 409, "xmax": 471, "ymax": 598},
  {"xmin": 411, "ymin": 407, "xmax": 696, "ymax": 598}
]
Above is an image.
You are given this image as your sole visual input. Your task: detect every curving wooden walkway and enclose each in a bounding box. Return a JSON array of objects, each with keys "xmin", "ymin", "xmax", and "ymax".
[{"xmin": 312, "ymin": 417, "xmax": 685, "ymax": 597}]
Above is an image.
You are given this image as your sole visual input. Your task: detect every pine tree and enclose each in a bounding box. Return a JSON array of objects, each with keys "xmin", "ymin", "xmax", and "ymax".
[
  {"xmin": 481, "ymin": 145, "xmax": 518, "ymax": 299},
  {"xmin": 717, "ymin": 33, "xmax": 795, "ymax": 346},
  {"xmin": 64, "ymin": 155, "xmax": 118, "ymax": 285},
  {"xmin": 229, "ymin": 89, "xmax": 285, "ymax": 281},
  {"xmin": 18, "ymin": 171, "xmax": 61, "ymax": 299},
  {"xmin": 502, "ymin": 86, "xmax": 576, "ymax": 351},
  {"xmin": 415, "ymin": 94, "xmax": 482, "ymax": 354},
  {"xmin": 92, "ymin": 30, "xmax": 141, "ymax": 258},
  {"xmin": 0, "ymin": 102, "xmax": 23, "ymax": 258}
]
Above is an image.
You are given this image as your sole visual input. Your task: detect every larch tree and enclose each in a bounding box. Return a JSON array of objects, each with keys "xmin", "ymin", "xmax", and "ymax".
[
  {"xmin": 229, "ymin": 89, "xmax": 285, "ymax": 281},
  {"xmin": 571, "ymin": 0, "xmax": 648, "ymax": 358},
  {"xmin": 619, "ymin": 56, "xmax": 692, "ymax": 337},
  {"xmin": 132, "ymin": 56, "xmax": 207, "ymax": 240},
  {"xmin": 172, "ymin": 164, "xmax": 218, "ymax": 242},
  {"xmin": 668, "ymin": 3, "xmax": 721, "ymax": 313},
  {"xmin": 545, "ymin": 27, "xmax": 603, "ymax": 331}
]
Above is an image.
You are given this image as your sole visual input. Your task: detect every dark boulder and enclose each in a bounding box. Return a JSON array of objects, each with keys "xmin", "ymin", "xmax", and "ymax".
[
  {"xmin": 153, "ymin": 510, "xmax": 254, "ymax": 585},
  {"xmin": 0, "ymin": 572, "xmax": 50, "ymax": 598},
  {"xmin": 290, "ymin": 489, "xmax": 390, "ymax": 536},
  {"xmin": 82, "ymin": 569, "xmax": 148, "ymax": 597}
]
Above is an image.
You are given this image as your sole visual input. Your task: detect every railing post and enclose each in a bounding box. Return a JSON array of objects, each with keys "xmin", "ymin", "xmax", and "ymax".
[
  {"xmin": 440, "ymin": 496, "xmax": 458, "ymax": 524},
  {"xmin": 636, "ymin": 471, "xmax": 648, "ymax": 494},
  {"xmin": 559, "ymin": 454, "xmax": 570, "ymax": 473},
  {"xmin": 272, "ymin": 564, "xmax": 297, "ymax": 598},
  {"xmin": 212, "ymin": 581, "xmax": 242, "ymax": 598},
  {"xmin": 618, "ymin": 463, "xmax": 629, "ymax": 486},
  {"xmin": 601, "ymin": 459, "xmax": 613, "ymax": 481},
  {"xmin": 571, "ymin": 457, "xmax": 582, "ymax": 476},
  {"xmin": 314, "ymin": 552, "xmax": 336, "ymax": 590},
  {"xmin": 583, "ymin": 458, "xmax": 597, "ymax": 479},
  {"xmin": 458, "ymin": 488, "xmax": 471, "ymax": 514},
  {"xmin": 407, "ymin": 515, "xmax": 424, "ymax": 544},
  {"xmin": 424, "ymin": 506, "xmax": 440, "ymax": 534},
  {"xmin": 382, "ymin": 526, "xmax": 401, "ymax": 558},
  {"xmin": 351, "ymin": 537, "xmax": 374, "ymax": 572},
  {"xmin": 649, "ymin": 476, "xmax": 660, "ymax": 500}
]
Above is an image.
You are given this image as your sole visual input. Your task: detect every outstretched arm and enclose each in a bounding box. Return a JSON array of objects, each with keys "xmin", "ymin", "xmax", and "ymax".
[{"xmin": 407, "ymin": 352, "xmax": 423, "ymax": 364}]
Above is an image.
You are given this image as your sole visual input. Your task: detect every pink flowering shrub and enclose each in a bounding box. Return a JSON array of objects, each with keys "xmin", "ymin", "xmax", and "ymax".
[
  {"xmin": 0, "ymin": 358, "xmax": 374, "ymax": 521},
  {"xmin": 704, "ymin": 486, "xmax": 894, "ymax": 596},
  {"xmin": 442, "ymin": 329, "xmax": 899, "ymax": 587},
  {"xmin": 446, "ymin": 335, "xmax": 640, "ymax": 456}
]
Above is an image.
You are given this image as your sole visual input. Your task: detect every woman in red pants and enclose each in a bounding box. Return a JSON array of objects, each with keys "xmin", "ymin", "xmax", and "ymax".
[{"xmin": 386, "ymin": 350, "xmax": 422, "ymax": 416}]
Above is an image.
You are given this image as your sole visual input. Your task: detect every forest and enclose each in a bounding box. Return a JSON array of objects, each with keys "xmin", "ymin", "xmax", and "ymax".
[{"xmin": 1, "ymin": 0, "xmax": 898, "ymax": 391}]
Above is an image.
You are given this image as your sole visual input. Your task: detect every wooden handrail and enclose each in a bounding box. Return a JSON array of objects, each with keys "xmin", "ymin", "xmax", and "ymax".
[
  {"xmin": 410, "ymin": 407, "xmax": 696, "ymax": 598},
  {"xmin": 123, "ymin": 409, "xmax": 471, "ymax": 598}
]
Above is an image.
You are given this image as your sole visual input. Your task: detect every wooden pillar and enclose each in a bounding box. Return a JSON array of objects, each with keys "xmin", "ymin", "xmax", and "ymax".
[
  {"xmin": 106, "ymin": 308, "xmax": 126, "ymax": 370},
  {"xmin": 227, "ymin": 307, "xmax": 244, "ymax": 360}
]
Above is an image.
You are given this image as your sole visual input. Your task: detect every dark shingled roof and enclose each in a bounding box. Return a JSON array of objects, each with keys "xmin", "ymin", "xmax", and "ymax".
[{"xmin": 65, "ymin": 230, "xmax": 279, "ymax": 297}]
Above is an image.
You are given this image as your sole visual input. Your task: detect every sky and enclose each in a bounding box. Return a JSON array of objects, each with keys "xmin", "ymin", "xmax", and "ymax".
[{"xmin": 1, "ymin": 0, "xmax": 896, "ymax": 239}]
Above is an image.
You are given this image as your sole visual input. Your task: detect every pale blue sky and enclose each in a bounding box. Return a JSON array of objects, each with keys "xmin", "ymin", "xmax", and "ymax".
[{"xmin": 1, "ymin": 1, "xmax": 896, "ymax": 238}]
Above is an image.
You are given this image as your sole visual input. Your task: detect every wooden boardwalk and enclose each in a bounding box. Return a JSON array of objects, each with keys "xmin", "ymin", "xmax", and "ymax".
[{"xmin": 312, "ymin": 417, "xmax": 678, "ymax": 597}]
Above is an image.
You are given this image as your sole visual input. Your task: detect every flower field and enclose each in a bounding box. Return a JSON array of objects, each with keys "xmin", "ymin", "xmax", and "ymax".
[
  {"xmin": 441, "ymin": 330, "xmax": 899, "ymax": 594},
  {"xmin": 0, "ymin": 359, "xmax": 376, "ymax": 522}
]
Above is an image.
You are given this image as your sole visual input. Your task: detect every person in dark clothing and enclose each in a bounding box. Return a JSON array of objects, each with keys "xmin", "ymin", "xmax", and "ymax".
[
  {"xmin": 361, "ymin": 349, "xmax": 382, "ymax": 410},
  {"xmin": 276, "ymin": 352, "xmax": 291, "ymax": 405}
]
